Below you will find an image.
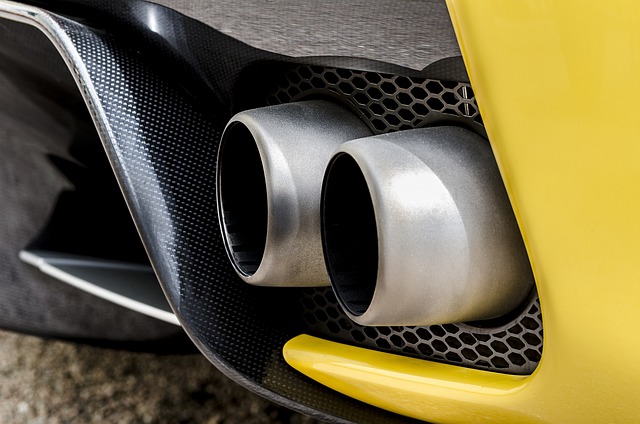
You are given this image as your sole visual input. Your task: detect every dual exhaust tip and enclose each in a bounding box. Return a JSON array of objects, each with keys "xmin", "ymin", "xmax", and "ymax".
[{"xmin": 217, "ymin": 100, "xmax": 534, "ymax": 327}]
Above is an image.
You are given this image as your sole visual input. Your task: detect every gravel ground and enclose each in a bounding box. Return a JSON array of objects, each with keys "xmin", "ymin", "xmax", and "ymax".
[{"xmin": 0, "ymin": 330, "xmax": 321, "ymax": 424}]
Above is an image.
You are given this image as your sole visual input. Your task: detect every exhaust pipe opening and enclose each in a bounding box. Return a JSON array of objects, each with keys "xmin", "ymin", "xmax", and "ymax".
[
  {"xmin": 321, "ymin": 126, "xmax": 534, "ymax": 326},
  {"xmin": 322, "ymin": 153, "xmax": 378, "ymax": 316},
  {"xmin": 216, "ymin": 101, "xmax": 372, "ymax": 286},
  {"xmin": 217, "ymin": 122, "xmax": 268, "ymax": 277}
]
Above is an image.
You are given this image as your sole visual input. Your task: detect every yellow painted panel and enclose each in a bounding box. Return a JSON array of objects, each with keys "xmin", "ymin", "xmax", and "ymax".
[{"xmin": 285, "ymin": 1, "xmax": 640, "ymax": 422}]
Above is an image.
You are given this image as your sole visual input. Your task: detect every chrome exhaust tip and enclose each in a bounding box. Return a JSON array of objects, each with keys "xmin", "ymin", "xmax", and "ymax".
[
  {"xmin": 216, "ymin": 100, "xmax": 371, "ymax": 287},
  {"xmin": 322, "ymin": 126, "xmax": 534, "ymax": 326}
]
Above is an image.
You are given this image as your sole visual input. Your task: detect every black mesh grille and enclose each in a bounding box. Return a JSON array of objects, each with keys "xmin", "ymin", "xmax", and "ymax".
[
  {"xmin": 267, "ymin": 65, "xmax": 483, "ymax": 134},
  {"xmin": 267, "ymin": 65, "xmax": 542, "ymax": 375},
  {"xmin": 302, "ymin": 288, "xmax": 542, "ymax": 373}
]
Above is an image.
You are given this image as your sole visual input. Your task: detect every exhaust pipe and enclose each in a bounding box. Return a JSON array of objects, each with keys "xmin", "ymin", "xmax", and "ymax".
[
  {"xmin": 321, "ymin": 126, "xmax": 534, "ymax": 326},
  {"xmin": 216, "ymin": 100, "xmax": 371, "ymax": 287}
]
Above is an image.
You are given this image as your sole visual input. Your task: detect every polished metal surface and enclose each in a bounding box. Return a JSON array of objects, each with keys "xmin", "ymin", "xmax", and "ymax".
[
  {"xmin": 322, "ymin": 126, "xmax": 534, "ymax": 326},
  {"xmin": 217, "ymin": 101, "xmax": 371, "ymax": 287}
]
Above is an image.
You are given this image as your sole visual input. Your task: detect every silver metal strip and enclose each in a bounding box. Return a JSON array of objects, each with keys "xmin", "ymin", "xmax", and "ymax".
[{"xmin": 20, "ymin": 250, "xmax": 179, "ymax": 325}]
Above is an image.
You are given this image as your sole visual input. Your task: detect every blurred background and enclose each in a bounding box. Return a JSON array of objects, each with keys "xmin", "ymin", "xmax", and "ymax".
[{"xmin": 0, "ymin": 330, "xmax": 320, "ymax": 424}]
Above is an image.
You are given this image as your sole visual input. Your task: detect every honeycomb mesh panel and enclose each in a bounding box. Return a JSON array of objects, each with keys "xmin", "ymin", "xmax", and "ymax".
[
  {"xmin": 267, "ymin": 65, "xmax": 484, "ymax": 134},
  {"xmin": 301, "ymin": 288, "xmax": 542, "ymax": 373},
  {"xmin": 267, "ymin": 65, "xmax": 542, "ymax": 375}
]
